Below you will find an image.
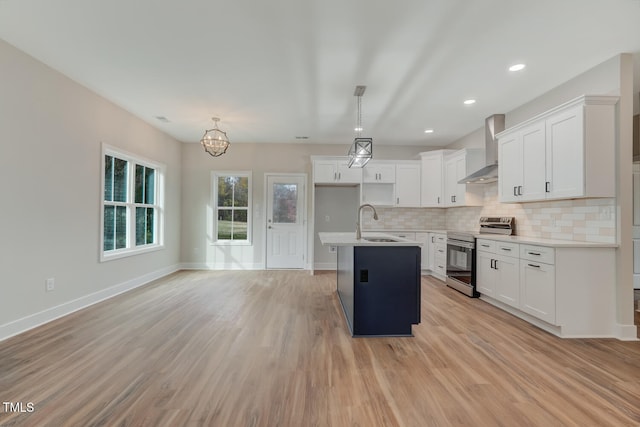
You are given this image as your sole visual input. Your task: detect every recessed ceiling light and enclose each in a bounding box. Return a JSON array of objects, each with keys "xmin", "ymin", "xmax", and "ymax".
[
  {"xmin": 424, "ymin": 129, "xmax": 434, "ymax": 134},
  {"xmin": 509, "ymin": 63, "xmax": 526, "ymax": 72},
  {"xmin": 463, "ymin": 99, "xmax": 476, "ymax": 105}
]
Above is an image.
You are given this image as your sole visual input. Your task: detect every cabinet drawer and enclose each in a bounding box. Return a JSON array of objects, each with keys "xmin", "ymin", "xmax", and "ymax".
[
  {"xmin": 476, "ymin": 239, "xmax": 496, "ymax": 253},
  {"xmin": 496, "ymin": 242, "xmax": 519, "ymax": 257},
  {"xmin": 389, "ymin": 232, "xmax": 416, "ymax": 240},
  {"xmin": 433, "ymin": 234, "xmax": 447, "ymax": 244},
  {"xmin": 434, "ymin": 243, "xmax": 446, "ymax": 257},
  {"xmin": 434, "ymin": 253, "xmax": 447, "ymax": 275},
  {"xmin": 520, "ymin": 245, "xmax": 555, "ymax": 264}
]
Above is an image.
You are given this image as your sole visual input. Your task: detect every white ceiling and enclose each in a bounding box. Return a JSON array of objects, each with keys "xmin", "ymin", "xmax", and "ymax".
[{"xmin": 1, "ymin": 0, "xmax": 639, "ymax": 147}]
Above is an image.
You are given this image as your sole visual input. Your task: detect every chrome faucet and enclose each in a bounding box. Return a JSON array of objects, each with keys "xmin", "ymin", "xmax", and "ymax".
[{"xmin": 356, "ymin": 203, "xmax": 379, "ymax": 240}]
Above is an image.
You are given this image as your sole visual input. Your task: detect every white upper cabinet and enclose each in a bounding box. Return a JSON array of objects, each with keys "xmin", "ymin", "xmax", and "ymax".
[
  {"xmin": 313, "ymin": 158, "xmax": 362, "ymax": 184},
  {"xmin": 497, "ymin": 95, "xmax": 618, "ymax": 203},
  {"xmin": 499, "ymin": 122, "xmax": 546, "ymax": 202},
  {"xmin": 443, "ymin": 149, "xmax": 484, "ymax": 207},
  {"xmin": 363, "ymin": 161, "xmax": 395, "ymax": 183},
  {"xmin": 395, "ymin": 162, "xmax": 421, "ymax": 207},
  {"xmin": 420, "ymin": 150, "xmax": 454, "ymax": 208}
]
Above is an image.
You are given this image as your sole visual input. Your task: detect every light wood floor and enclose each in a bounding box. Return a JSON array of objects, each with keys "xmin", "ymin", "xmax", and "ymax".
[{"xmin": 1, "ymin": 270, "xmax": 640, "ymax": 426}]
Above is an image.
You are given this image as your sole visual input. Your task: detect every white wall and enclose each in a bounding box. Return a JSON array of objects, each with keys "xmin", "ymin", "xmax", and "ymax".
[
  {"xmin": 0, "ymin": 39, "xmax": 182, "ymax": 339},
  {"xmin": 180, "ymin": 142, "xmax": 426, "ymax": 269}
]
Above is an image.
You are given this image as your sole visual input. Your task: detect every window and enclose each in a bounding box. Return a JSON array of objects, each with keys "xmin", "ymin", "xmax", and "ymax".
[
  {"xmin": 102, "ymin": 145, "xmax": 164, "ymax": 260},
  {"xmin": 212, "ymin": 171, "xmax": 252, "ymax": 244}
]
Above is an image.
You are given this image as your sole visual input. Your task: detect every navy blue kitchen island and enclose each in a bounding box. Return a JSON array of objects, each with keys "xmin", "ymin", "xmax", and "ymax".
[{"xmin": 319, "ymin": 232, "xmax": 422, "ymax": 337}]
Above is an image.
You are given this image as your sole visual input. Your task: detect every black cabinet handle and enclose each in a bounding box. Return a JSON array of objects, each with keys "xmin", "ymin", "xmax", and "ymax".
[
  {"xmin": 490, "ymin": 259, "xmax": 494, "ymax": 269},
  {"xmin": 545, "ymin": 181, "xmax": 551, "ymax": 193},
  {"xmin": 528, "ymin": 252, "xmax": 541, "ymax": 256},
  {"xmin": 431, "ymin": 236, "xmax": 435, "ymax": 243},
  {"xmin": 501, "ymin": 247, "xmax": 512, "ymax": 252},
  {"xmin": 437, "ymin": 196, "xmax": 440, "ymax": 204},
  {"xmin": 481, "ymin": 244, "xmax": 490, "ymax": 248},
  {"xmin": 494, "ymin": 260, "xmax": 498, "ymax": 270},
  {"xmin": 528, "ymin": 263, "xmax": 541, "ymax": 268},
  {"xmin": 518, "ymin": 186, "xmax": 523, "ymax": 196}
]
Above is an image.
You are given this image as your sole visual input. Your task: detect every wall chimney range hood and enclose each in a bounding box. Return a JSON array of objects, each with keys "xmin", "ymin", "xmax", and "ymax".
[{"xmin": 459, "ymin": 114, "xmax": 505, "ymax": 184}]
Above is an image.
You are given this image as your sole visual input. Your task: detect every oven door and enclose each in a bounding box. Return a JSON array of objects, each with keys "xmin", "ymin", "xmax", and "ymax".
[{"xmin": 446, "ymin": 239, "xmax": 477, "ymax": 296}]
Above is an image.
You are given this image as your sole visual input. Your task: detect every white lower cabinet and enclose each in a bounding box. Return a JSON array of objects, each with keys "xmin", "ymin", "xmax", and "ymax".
[
  {"xmin": 476, "ymin": 240, "xmax": 519, "ymax": 307},
  {"xmin": 477, "ymin": 239, "xmax": 620, "ymax": 338},
  {"xmin": 431, "ymin": 233, "xmax": 447, "ymax": 280},
  {"xmin": 519, "ymin": 245, "xmax": 556, "ymax": 324}
]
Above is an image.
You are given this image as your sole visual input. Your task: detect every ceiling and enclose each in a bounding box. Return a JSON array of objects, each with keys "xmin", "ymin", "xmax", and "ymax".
[{"xmin": 1, "ymin": 0, "xmax": 639, "ymax": 147}]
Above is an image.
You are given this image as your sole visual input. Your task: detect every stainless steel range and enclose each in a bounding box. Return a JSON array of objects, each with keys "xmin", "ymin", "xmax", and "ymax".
[{"xmin": 446, "ymin": 217, "xmax": 515, "ymax": 297}]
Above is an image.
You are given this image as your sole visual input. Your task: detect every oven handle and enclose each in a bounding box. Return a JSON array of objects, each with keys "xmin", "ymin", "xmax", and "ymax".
[{"xmin": 447, "ymin": 240, "xmax": 475, "ymax": 250}]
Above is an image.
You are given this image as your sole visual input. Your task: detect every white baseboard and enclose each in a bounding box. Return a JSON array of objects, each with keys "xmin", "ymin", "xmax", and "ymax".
[
  {"xmin": 614, "ymin": 323, "xmax": 639, "ymax": 341},
  {"xmin": 0, "ymin": 264, "xmax": 180, "ymax": 343},
  {"xmin": 314, "ymin": 262, "xmax": 337, "ymax": 270},
  {"xmin": 180, "ymin": 262, "xmax": 265, "ymax": 270}
]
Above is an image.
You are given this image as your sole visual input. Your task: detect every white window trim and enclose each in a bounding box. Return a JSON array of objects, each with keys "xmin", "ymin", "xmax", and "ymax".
[
  {"xmin": 211, "ymin": 171, "xmax": 253, "ymax": 246},
  {"xmin": 100, "ymin": 143, "xmax": 166, "ymax": 262}
]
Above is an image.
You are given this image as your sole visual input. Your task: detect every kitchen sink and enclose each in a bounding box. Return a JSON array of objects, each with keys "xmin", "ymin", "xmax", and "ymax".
[{"xmin": 363, "ymin": 237, "xmax": 399, "ymax": 242}]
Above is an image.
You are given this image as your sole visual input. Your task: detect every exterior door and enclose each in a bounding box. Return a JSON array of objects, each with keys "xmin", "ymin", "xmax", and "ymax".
[{"xmin": 266, "ymin": 174, "xmax": 306, "ymax": 269}]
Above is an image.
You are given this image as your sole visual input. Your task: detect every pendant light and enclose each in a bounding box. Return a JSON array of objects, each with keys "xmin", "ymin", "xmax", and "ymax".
[
  {"xmin": 201, "ymin": 117, "xmax": 230, "ymax": 157},
  {"xmin": 347, "ymin": 85, "xmax": 372, "ymax": 168}
]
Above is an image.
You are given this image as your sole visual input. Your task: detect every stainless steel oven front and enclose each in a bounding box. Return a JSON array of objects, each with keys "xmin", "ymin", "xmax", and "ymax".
[{"xmin": 445, "ymin": 232, "xmax": 478, "ymax": 297}]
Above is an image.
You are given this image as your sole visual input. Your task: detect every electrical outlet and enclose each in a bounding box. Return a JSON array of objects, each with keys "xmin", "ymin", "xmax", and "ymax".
[{"xmin": 45, "ymin": 278, "xmax": 55, "ymax": 292}]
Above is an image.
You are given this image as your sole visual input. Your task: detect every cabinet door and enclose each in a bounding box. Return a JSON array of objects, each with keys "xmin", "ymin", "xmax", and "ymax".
[
  {"xmin": 498, "ymin": 132, "xmax": 521, "ymax": 202},
  {"xmin": 545, "ymin": 105, "xmax": 584, "ymax": 199},
  {"xmin": 363, "ymin": 163, "xmax": 395, "ymax": 183},
  {"xmin": 314, "ymin": 160, "xmax": 338, "ymax": 183},
  {"xmin": 427, "ymin": 234, "xmax": 436, "ymax": 271},
  {"xmin": 421, "ymin": 154, "xmax": 444, "ymax": 207},
  {"xmin": 520, "ymin": 261, "xmax": 556, "ymax": 324},
  {"xmin": 494, "ymin": 254, "xmax": 519, "ymax": 307},
  {"xmin": 395, "ymin": 164, "xmax": 421, "ymax": 207},
  {"xmin": 444, "ymin": 157, "xmax": 459, "ymax": 206},
  {"xmin": 337, "ymin": 161, "xmax": 363, "ymax": 183},
  {"xmin": 476, "ymin": 251, "xmax": 496, "ymax": 296},
  {"xmin": 520, "ymin": 123, "xmax": 547, "ymax": 201}
]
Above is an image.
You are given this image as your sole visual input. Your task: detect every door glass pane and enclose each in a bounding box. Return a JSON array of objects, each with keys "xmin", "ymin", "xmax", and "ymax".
[
  {"xmin": 272, "ymin": 183, "xmax": 297, "ymax": 224},
  {"xmin": 233, "ymin": 210, "xmax": 248, "ymax": 240}
]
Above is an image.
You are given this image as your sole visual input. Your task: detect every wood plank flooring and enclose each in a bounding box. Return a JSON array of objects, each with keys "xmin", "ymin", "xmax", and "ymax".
[{"xmin": 1, "ymin": 270, "xmax": 640, "ymax": 426}]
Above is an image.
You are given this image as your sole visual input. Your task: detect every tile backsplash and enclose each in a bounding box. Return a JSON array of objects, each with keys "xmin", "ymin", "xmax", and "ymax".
[
  {"xmin": 363, "ymin": 183, "xmax": 616, "ymax": 243},
  {"xmin": 447, "ymin": 184, "xmax": 616, "ymax": 243},
  {"xmin": 362, "ymin": 207, "xmax": 446, "ymax": 230}
]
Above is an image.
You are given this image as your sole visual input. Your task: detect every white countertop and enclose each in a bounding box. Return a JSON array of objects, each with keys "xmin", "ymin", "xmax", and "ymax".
[
  {"xmin": 474, "ymin": 234, "xmax": 618, "ymax": 248},
  {"xmin": 318, "ymin": 232, "xmax": 422, "ymax": 247}
]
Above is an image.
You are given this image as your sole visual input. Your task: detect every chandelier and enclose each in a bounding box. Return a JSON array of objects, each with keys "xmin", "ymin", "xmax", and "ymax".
[
  {"xmin": 201, "ymin": 117, "xmax": 230, "ymax": 157},
  {"xmin": 347, "ymin": 85, "xmax": 372, "ymax": 168}
]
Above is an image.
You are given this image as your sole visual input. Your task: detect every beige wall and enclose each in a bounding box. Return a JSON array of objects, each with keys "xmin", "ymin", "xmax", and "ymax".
[
  {"xmin": 180, "ymin": 142, "xmax": 427, "ymax": 269},
  {"xmin": 0, "ymin": 39, "xmax": 183, "ymax": 338}
]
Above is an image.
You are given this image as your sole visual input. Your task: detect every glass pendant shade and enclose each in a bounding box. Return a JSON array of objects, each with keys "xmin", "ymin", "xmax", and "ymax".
[
  {"xmin": 348, "ymin": 137, "xmax": 373, "ymax": 168},
  {"xmin": 201, "ymin": 117, "xmax": 230, "ymax": 157}
]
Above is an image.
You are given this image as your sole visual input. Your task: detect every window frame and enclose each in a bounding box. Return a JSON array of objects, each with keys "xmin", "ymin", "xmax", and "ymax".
[
  {"xmin": 100, "ymin": 144, "xmax": 165, "ymax": 262},
  {"xmin": 211, "ymin": 171, "xmax": 252, "ymax": 246}
]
